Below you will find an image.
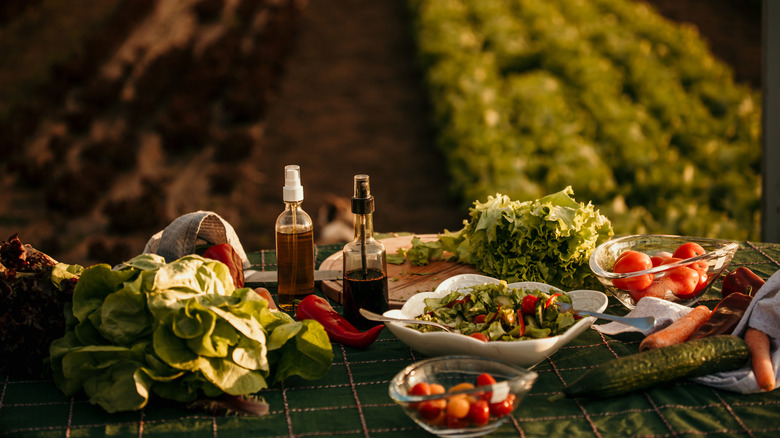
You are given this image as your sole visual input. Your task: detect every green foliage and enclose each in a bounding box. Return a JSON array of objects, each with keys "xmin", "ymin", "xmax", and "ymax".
[
  {"xmin": 49, "ymin": 254, "xmax": 333, "ymax": 413},
  {"xmin": 439, "ymin": 187, "xmax": 614, "ymax": 290},
  {"xmin": 408, "ymin": 0, "xmax": 761, "ymax": 240}
]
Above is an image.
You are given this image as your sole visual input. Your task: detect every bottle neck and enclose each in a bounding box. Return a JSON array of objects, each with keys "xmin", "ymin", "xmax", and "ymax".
[{"xmin": 353, "ymin": 213, "xmax": 374, "ymax": 239}]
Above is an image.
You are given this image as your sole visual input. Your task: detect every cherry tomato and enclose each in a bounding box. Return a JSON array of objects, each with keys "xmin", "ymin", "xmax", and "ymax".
[
  {"xmin": 521, "ymin": 295, "xmax": 538, "ymax": 316},
  {"xmin": 429, "ymin": 383, "xmax": 445, "ymax": 395},
  {"xmin": 612, "ymin": 251, "xmax": 654, "ymax": 291},
  {"xmin": 468, "ymin": 399, "xmax": 490, "ymax": 425},
  {"xmin": 418, "ymin": 399, "xmax": 446, "ymax": 421},
  {"xmin": 476, "ymin": 373, "xmax": 497, "ymax": 387},
  {"xmin": 445, "ymin": 396, "xmax": 470, "ymax": 419},
  {"xmin": 673, "ymin": 242, "xmax": 708, "ymax": 272},
  {"xmin": 446, "ymin": 414, "xmax": 470, "ymax": 429},
  {"xmin": 470, "ymin": 333, "xmax": 489, "ymax": 342},
  {"xmin": 410, "ymin": 382, "xmax": 432, "ymax": 396},
  {"xmin": 476, "ymin": 373, "xmax": 497, "ymax": 401},
  {"xmin": 449, "ymin": 382, "xmax": 475, "ymax": 393},
  {"xmin": 489, "ymin": 393, "xmax": 515, "ymax": 417},
  {"xmin": 666, "ymin": 266, "xmax": 701, "ymax": 299}
]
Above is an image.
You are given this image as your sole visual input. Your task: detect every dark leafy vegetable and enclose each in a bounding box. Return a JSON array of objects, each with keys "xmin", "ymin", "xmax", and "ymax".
[{"xmin": 0, "ymin": 234, "xmax": 82, "ymax": 378}]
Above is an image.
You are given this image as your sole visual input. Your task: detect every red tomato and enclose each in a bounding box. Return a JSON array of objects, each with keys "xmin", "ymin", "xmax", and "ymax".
[
  {"xmin": 446, "ymin": 414, "xmax": 470, "ymax": 429},
  {"xmin": 650, "ymin": 256, "xmax": 669, "ymax": 267},
  {"xmin": 470, "ymin": 333, "xmax": 489, "ymax": 342},
  {"xmin": 489, "ymin": 394, "xmax": 515, "ymax": 417},
  {"xmin": 468, "ymin": 399, "xmax": 490, "ymax": 425},
  {"xmin": 673, "ymin": 242, "xmax": 706, "ymax": 259},
  {"xmin": 667, "ymin": 266, "xmax": 701, "ymax": 299},
  {"xmin": 660, "ymin": 257, "xmax": 683, "ymax": 265},
  {"xmin": 476, "ymin": 373, "xmax": 496, "ymax": 401},
  {"xmin": 521, "ymin": 295, "xmax": 538, "ymax": 316},
  {"xmin": 612, "ymin": 251, "xmax": 654, "ymax": 291},
  {"xmin": 418, "ymin": 400, "xmax": 445, "ymax": 421},
  {"xmin": 614, "ymin": 251, "xmax": 653, "ymax": 272},
  {"xmin": 476, "ymin": 373, "xmax": 497, "ymax": 387},
  {"xmin": 673, "ymin": 242, "xmax": 708, "ymax": 272},
  {"xmin": 693, "ymin": 270, "xmax": 709, "ymax": 293},
  {"xmin": 410, "ymin": 382, "xmax": 432, "ymax": 396}
]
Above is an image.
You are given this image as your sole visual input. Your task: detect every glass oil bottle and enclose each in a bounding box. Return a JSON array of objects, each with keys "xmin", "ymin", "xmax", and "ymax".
[
  {"xmin": 342, "ymin": 174, "xmax": 389, "ymax": 329},
  {"xmin": 275, "ymin": 165, "xmax": 315, "ymax": 312}
]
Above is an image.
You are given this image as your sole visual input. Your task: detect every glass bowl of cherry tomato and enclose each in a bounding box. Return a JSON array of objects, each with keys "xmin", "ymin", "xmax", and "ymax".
[
  {"xmin": 589, "ymin": 234, "xmax": 739, "ymax": 309},
  {"xmin": 388, "ymin": 355, "xmax": 537, "ymax": 437}
]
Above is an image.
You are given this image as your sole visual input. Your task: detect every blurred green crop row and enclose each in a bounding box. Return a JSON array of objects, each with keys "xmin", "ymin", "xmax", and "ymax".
[{"xmin": 408, "ymin": 0, "xmax": 762, "ymax": 240}]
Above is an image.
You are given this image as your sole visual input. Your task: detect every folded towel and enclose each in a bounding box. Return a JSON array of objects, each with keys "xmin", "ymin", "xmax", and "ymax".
[
  {"xmin": 143, "ymin": 211, "xmax": 251, "ymax": 269},
  {"xmin": 593, "ymin": 270, "xmax": 780, "ymax": 394}
]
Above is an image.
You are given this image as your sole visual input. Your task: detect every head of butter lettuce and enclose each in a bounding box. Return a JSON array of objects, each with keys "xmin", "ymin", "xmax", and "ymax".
[
  {"xmin": 432, "ymin": 187, "xmax": 613, "ymax": 290},
  {"xmin": 49, "ymin": 254, "xmax": 333, "ymax": 414}
]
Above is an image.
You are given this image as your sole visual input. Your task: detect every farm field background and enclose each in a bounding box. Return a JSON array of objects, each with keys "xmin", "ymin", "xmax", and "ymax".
[{"xmin": 0, "ymin": 0, "xmax": 763, "ymax": 267}]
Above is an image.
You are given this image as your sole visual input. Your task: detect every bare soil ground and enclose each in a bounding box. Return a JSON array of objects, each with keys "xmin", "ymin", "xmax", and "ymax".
[{"xmin": 0, "ymin": 0, "xmax": 762, "ymax": 267}]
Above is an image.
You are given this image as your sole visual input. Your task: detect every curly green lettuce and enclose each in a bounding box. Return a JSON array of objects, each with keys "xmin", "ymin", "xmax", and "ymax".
[{"xmin": 416, "ymin": 187, "xmax": 613, "ymax": 290}]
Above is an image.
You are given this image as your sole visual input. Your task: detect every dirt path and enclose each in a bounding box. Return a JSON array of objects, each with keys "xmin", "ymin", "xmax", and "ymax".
[{"xmin": 247, "ymin": 0, "xmax": 466, "ymax": 249}]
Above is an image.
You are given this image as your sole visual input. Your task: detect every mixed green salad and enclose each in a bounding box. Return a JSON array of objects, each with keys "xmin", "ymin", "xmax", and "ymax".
[{"xmin": 411, "ymin": 281, "xmax": 578, "ymax": 341}]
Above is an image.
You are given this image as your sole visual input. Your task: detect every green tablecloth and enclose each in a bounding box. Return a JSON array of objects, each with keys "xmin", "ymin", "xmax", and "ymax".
[{"xmin": 2, "ymin": 241, "xmax": 780, "ymax": 437}]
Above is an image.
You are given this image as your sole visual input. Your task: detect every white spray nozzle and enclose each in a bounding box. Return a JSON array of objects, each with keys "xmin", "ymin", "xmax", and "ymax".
[{"xmin": 283, "ymin": 165, "xmax": 304, "ymax": 202}]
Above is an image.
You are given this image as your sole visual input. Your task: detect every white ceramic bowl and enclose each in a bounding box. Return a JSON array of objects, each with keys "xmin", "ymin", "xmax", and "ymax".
[{"xmin": 383, "ymin": 274, "xmax": 608, "ymax": 367}]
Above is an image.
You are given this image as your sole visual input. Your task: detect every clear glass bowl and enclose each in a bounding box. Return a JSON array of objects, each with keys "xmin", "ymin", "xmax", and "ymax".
[
  {"xmin": 388, "ymin": 356, "xmax": 537, "ymax": 437},
  {"xmin": 589, "ymin": 234, "xmax": 739, "ymax": 309}
]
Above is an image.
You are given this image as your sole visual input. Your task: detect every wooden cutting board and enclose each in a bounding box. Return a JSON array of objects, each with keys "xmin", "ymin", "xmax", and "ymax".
[{"xmin": 319, "ymin": 234, "xmax": 478, "ymax": 308}]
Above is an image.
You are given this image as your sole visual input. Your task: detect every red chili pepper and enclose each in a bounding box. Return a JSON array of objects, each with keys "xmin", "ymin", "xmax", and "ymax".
[
  {"xmin": 296, "ymin": 295, "xmax": 384, "ymax": 348},
  {"xmin": 721, "ymin": 267, "xmax": 764, "ymax": 298},
  {"xmin": 515, "ymin": 309, "xmax": 525, "ymax": 336},
  {"xmin": 544, "ymin": 293, "xmax": 561, "ymax": 308},
  {"xmin": 203, "ymin": 243, "xmax": 245, "ymax": 289},
  {"xmin": 687, "ymin": 292, "xmax": 753, "ymax": 341}
]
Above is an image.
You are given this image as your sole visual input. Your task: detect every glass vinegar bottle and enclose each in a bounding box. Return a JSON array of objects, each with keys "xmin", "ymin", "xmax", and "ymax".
[
  {"xmin": 342, "ymin": 174, "xmax": 389, "ymax": 329},
  {"xmin": 275, "ymin": 165, "xmax": 315, "ymax": 312}
]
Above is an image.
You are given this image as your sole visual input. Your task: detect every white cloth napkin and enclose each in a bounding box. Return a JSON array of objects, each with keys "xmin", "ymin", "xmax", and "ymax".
[
  {"xmin": 594, "ymin": 297, "xmax": 693, "ymax": 336},
  {"xmin": 593, "ymin": 270, "xmax": 780, "ymax": 394},
  {"xmin": 143, "ymin": 211, "xmax": 251, "ymax": 269}
]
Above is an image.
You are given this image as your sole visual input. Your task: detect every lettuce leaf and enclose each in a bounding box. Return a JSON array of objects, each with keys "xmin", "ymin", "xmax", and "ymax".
[
  {"xmin": 440, "ymin": 187, "xmax": 613, "ymax": 290},
  {"xmin": 49, "ymin": 253, "xmax": 333, "ymax": 413}
]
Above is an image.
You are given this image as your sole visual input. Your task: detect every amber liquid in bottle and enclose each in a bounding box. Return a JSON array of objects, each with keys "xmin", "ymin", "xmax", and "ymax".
[{"xmin": 276, "ymin": 228, "xmax": 315, "ymax": 312}]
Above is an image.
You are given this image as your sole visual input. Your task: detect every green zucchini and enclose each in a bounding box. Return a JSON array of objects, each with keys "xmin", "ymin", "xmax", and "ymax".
[{"xmin": 563, "ymin": 335, "xmax": 749, "ymax": 399}]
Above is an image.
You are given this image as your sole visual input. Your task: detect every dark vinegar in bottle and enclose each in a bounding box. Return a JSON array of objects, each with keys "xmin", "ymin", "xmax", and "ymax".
[{"xmin": 343, "ymin": 268, "xmax": 389, "ymax": 329}]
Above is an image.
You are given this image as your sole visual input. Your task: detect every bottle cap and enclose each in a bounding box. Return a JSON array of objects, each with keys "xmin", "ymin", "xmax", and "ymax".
[
  {"xmin": 351, "ymin": 174, "xmax": 374, "ymax": 214},
  {"xmin": 283, "ymin": 165, "xmax": 304, "ymax": 202}
]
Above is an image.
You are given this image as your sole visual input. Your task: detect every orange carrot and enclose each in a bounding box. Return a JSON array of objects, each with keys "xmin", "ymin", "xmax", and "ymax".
[
  {"xmin": 639, "ymin": 305, "xmax": 711, "ymax": 352},
  {"xmin": 745, "ymin": 327, "xmax": 776, "ymax": 391}
]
